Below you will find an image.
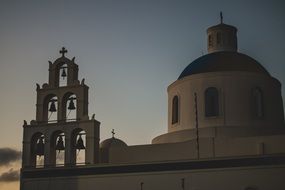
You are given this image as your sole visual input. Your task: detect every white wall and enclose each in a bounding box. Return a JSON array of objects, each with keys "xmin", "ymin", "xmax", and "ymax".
[{"xmin": 21, "ymin": 165, "xmax": 285, "ymax": 190}]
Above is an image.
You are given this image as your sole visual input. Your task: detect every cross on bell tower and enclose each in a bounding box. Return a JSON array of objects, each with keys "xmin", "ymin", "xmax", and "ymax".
[{"xmin": 60, "ymin": 47, "xmax": 68, "ymax": 57}]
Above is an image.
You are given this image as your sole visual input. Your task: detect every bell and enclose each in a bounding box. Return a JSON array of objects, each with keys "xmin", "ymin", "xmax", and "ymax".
[
  {"xmin": 49, "ymin": 101, "xmax": 57, "ymax": 112},
  {"xmin": 75, "ymin": 135, "xmax": 85, "ymax": 150},
  {"xmin": 55, "ymin": 136, "xmax": 65, "ymax": 151},
  {"xmin": 68, "ymin": 99, "xmax": 76, "ymax": 110},
  {"xmin": 61, "ymin": 68, "xmax": 67, "ymax": 79},
  {"xmin": 35, "ymin": 137, "xmax": 44, "ymax": 156}
]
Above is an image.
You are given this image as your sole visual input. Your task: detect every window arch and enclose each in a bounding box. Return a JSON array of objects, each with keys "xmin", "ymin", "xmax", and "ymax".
[
  {"xmin": 71, "ymin": 128, "xmax": 86, "ymax": 165},
  {"xmin": 62, "ymin": 92, "xmax": 77, "ymax": 122},
  {"xmin": 172, "ymin": 95, "xmax": 179, "ymax": 124},
  {"xmin": 217, "ymin": 32, "xmax": 221, "ymax": 44},
  {"xmin": 253, "ymin": 87, "xmax": 264, "ymax": 118},
  {"xmin": 43, "ymin": 94, "xmax": 58, "ymax": 123},
  {"xmin": 50, "ymin": 130, "xmax": 65, "ymax": 167},
  {"xmin": 30, "ymin": 132, "xmax": 45, "ymax": 168},
  {"xmin": 59, "ymin": 63, "xmax": 68, "ymax": 87},
  {"xmin": 208, "ymin": 35, "xmax": 213, "ymax": 47},
  {"xmin": 205, "ymin": 87, "xmax": 219, "ymax": 117}
]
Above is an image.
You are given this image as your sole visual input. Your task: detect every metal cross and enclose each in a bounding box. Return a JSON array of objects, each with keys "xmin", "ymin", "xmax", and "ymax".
[
  {"xmin": 220, "ymin": 11, "xmax": 223, "ymax": 23},
  {"xmin": 111, "ymin": 129, "xmax": 115, "ymax": 138},
  {"xmin": 60, "ymin": 47, "xmax": 68, "ymax": 57}
]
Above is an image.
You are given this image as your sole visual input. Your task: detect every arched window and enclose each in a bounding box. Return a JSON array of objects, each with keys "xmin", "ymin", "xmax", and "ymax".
[
  {"xmin": 50, "ymin": 131, "xmax": 65, "ymax": 167},
  {"xmin": 217, "ymin": 32, "xmax": 221, "ymax": 44},
  {"xmin": 31, "ymin": 133, "xmax": 45, "ymax": 168},
  {"xmin": 71, "ymin": 128, "xmax": 86, "ymax": 166},
  {"xmin": 172, "ymin": 95, "xmax": 179, "ymax": 124},
  {"xmin": 208, "ymin": 35, "xmax": 213, "ymax": 47},
  {"xmin": 64, "ymin": 93, "xmax": 77, "ymax": 122},
  {"xmin": 59, "ymin": 63, "xmax": 68, "ymax": 87},
  {"xmin": 43, "ymin": 94, "xmax": 58, "ymax": 123},
  {"xmin": 253, "ymin": 87, "xmax": 264, "ymax": 118},
  {"xmin": 62, "ymin": 92, "xmax": 77, "ymax": 122},
  {"xmin": 205, "ymin": 87, "xmax": 219, "ymax": 117}
]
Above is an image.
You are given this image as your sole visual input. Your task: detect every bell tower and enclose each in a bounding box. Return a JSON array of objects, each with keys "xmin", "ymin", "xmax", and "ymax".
[{"xmin": 21, "ymin": 47, "xmax": 100, "ymax": 169}]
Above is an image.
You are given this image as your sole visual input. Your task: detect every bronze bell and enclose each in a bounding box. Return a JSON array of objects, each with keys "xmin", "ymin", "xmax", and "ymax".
[
  {"xmin": 68, "ymin": 99, "xmax": 76, "ymax": 110},
  {"xmin": 49, "ymin": 101, "xmax": 57, "ymax": 112},
  {"xmin": 55, "ymin": 136, "xmax": 65, "ymax": 151},
  {"xmin": 75, "ymin": 135, "xmax": 85, "ymax": 150},
  {"xmin": 35, "ymin": 137, "xmax": 44, "ymax": 156},
  {"xmin": 61, "ymin": 68, "xmax": 67, "ymax": 79}
]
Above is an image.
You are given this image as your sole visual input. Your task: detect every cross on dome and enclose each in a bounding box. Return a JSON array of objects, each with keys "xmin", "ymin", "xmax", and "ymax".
[
  {"xmin": 60, "ymin": 47, "xmax": 68, "ymax": 57},
  {"xmin": 220, "ymin": 11, "xmax": 223, "ymax": 23},
  {"xmin": 112, "ymin": 129, "xmax": 115, "ymax": 138}
]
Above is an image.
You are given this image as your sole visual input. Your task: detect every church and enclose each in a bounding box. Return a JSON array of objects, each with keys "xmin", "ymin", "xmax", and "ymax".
[{"xmin": 20, "ymin": 16, "xmax": 285, "ymax": 190}]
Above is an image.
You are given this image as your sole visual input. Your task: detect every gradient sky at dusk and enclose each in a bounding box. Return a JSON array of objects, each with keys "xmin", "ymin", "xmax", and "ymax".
[{"xmin": 0, "ymin": 0, "xmax": 284, "ymax": 188}]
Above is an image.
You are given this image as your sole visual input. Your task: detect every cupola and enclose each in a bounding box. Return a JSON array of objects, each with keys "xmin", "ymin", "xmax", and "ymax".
[{"xmin": 207, "ymin": 12, "xmax": 237, "ymax": 53}]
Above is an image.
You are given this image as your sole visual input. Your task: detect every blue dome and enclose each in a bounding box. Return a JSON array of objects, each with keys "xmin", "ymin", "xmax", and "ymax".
[{"xmin": 178, "ymin": 51, "xmax": 269, "ymax": 79}]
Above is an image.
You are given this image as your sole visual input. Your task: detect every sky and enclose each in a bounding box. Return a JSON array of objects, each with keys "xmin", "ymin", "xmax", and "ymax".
[{"xmin": 0, "ymin": 0, "xmax": 284, "ymax": 189}]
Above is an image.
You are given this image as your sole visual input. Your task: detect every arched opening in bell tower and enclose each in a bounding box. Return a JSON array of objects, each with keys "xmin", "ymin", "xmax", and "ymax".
[
  {"xmin": 59, "ymin": 63, "xmax": 68, "ymax": 87},
  {"xmin": 30, "ymin": 133, "xmax": 45, "ymax": 168},
  {"xmin": 50, "ymin": 131, "xmax": 65, "ymax": 167},
  {"xmin": 43, "ymin": 94, "xmax": 58, "ymax": 123},
  {"xmin": 71, "ymin": 128, "xmax": 86, "ymax": 165},
  {"xmin": 62, "ymin": 92, "xmax": 77, "ymax": 122}
]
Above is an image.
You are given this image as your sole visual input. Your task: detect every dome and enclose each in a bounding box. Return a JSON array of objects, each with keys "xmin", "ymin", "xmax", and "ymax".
[
  {"xmin": 100, "ymin": 137, "xmax": 127, "ymax": 149},
  {"xmin": 178, "ymin": 51, "xmax": 269, "ymax": 79}
]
